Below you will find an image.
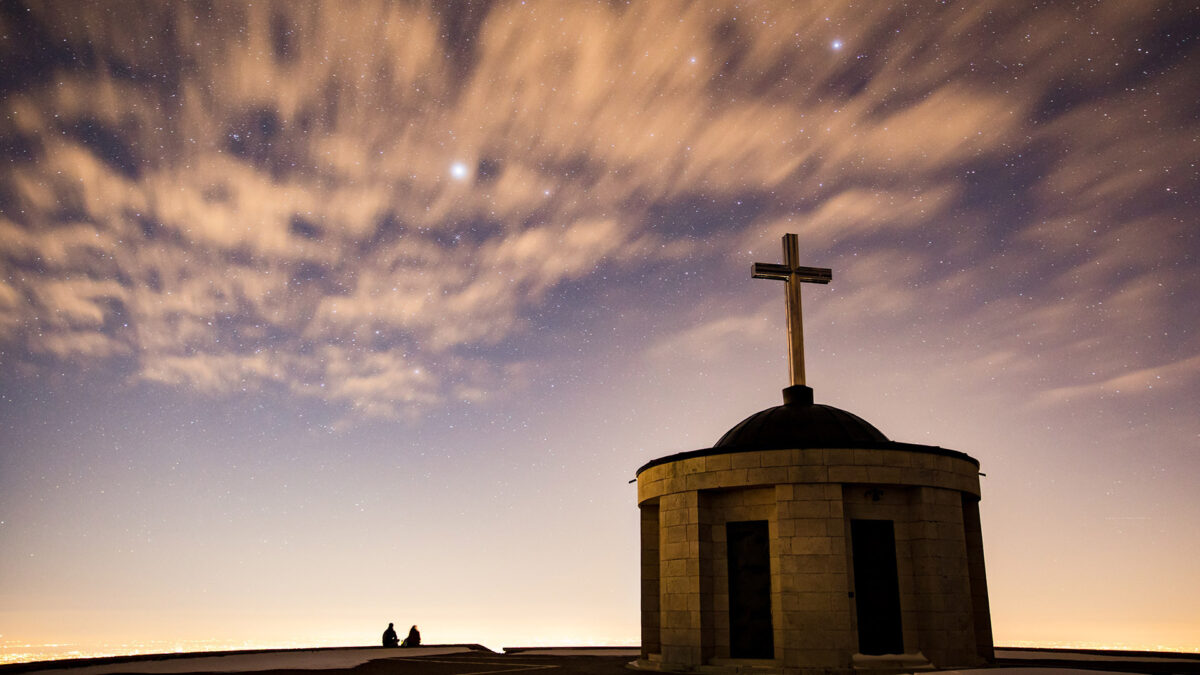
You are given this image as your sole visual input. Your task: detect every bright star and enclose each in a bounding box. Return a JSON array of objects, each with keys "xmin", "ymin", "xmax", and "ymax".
[
  {"xmin": 831, "ymin": 39, "xmax": 843, "ymax": 50},
  {"xmin": 450, "ymin": 162, "xmax": 469, "ymax": 180}
]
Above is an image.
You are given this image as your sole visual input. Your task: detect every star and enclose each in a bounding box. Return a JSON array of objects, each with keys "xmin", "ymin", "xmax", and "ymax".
[
  {"xmin": 450, "ymin": 161, "xmax": 470, "ymax": 180},
  {"xmin": 831, "ymin": 39, "xmax": 843, "ymax": 50}
]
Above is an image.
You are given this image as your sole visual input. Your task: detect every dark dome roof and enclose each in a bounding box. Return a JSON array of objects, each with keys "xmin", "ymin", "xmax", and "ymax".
[{"xmin": 714, "ymin": 385, "xmax": 889, "ymax": 450}]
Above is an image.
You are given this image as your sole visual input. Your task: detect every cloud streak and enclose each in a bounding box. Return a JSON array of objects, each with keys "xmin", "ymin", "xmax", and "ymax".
[{"xmin": 1, "ymin": 0, "xmax": 1196, "ymax": 420}]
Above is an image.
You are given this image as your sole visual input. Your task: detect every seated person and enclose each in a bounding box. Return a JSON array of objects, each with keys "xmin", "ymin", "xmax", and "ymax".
[
  {"xmin": 382, "ymin": 623, "xmax": 399, "ymax": 648},
  {"xmin": 401, "ymin": 625, "xmax": 421, "ymax": 647}
]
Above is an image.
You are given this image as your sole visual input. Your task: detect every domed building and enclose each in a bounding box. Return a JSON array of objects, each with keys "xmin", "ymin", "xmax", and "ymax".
[{"xmin": 633, "ymin": 235, "xmax": 992, "ymax": 674}]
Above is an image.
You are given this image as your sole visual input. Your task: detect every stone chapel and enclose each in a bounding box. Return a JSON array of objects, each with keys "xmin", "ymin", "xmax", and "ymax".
[{"xmin": 633, "ymin": 235, "xmax": 993, "ymax": 674}]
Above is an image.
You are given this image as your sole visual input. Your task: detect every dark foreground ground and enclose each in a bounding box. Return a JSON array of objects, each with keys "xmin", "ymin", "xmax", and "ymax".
[
  {"xmin": 0, "ymin": 648, "xmax": 636, "ymax": 675},
  {"xmin": 325, "ymin": 651, "xmax": 630, "ymax": 675},
  {"xmin": 6, "ymin": 647, "xmax": 1200, "ymax": 675},
  {"xmin": 992, "ymin": 648, "xmax": 1200, "ymax": 675}
]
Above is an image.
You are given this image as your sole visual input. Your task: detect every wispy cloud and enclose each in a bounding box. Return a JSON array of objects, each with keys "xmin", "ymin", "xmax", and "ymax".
[{"xmin": 1, "ymin": 0, "xmax": 1195, "ymax": 420}]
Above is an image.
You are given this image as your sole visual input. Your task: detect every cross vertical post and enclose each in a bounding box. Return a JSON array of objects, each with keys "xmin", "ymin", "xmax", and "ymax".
[{"xmin": 751, "ymin": 233, "xmax": 832, "ymax": 387}]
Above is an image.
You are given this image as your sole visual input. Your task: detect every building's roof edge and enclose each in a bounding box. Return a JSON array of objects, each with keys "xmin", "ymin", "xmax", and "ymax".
[{"xmin": 635, "ymin": 441, "xmax": 980, "ymax": 477}]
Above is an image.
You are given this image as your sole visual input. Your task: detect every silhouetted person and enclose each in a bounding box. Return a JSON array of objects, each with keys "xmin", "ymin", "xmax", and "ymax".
[
  {"xmin": 402, "ymin": 625, "xmax": 420, "ymax": 647},
  {"xmin": 382, "ymin": 622, "xmax": 399, "ymax": 648}
]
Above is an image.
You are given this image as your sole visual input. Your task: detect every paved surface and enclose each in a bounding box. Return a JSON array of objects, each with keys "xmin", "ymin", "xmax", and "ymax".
[
  {"xmin": 3, "ymin": 650, "xmax": 637, "ymax": 675},
  {"xmin": 8, "ymin": 649, "xmax": 477, "ymax": 675},
  {"xmin": 992, "ymin": 649, "xmax": 1200, "ymax": 675},
  {"xmin": 353, "ymin": 652, "xmax": 634, "ymax": 675},
  {"xmin": 7, "ymin": 647, "xmax": 1200, "ymax": 675}
]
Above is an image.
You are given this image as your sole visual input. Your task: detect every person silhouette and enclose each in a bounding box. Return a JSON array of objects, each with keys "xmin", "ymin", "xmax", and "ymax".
[
  {"xmin": 382, "ymin": 622, "xmax": 399, "ymax": 648},
  {"xmin": 402, "ymin": 625, "xmax": 421, "ymax": 647}
]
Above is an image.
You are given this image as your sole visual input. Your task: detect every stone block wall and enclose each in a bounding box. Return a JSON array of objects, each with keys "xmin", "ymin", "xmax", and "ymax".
[
  {"xmin": 657, "ymin": 490, "xmax": 702, "ymax": 665},
  {"xmin": 962, "ymin": 495, "xmax": 994, "ymax": 661},
  {"xmin": 908, "ymin": 486, "xmax": 977, "ymax": 666},
  {"xmin": 775, "ymin": 482, "xmax": 854, "ymax": 670}
]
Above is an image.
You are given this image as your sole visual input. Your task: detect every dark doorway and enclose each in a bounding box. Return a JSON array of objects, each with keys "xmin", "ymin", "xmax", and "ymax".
[
  {"xmin": 727, "ymin": 520, "xmax": 773, "ymax": 659},
  {"xmin": 850, "ymin": 519, "xmax": 904, "ymax": 655}
]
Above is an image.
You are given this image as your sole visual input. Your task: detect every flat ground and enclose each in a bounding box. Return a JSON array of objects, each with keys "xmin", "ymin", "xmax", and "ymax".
[
  {"xmin": 6, "ymin": 646, "xmax": 1200, "ymax": 675},
  {"xmin": 991, "ymin": 648, "xmax": 1200, "ymax": 675},
  {"xmin": 0, "ymin": 648, "xmax": 637, "ymax": 675},
  {"xmin": 327, "ymin": 651, "xmax": 633, "ymax": 675}
]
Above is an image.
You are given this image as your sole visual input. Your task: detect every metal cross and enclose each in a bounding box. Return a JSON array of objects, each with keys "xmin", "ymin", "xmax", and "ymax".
[{"xmin": 751, "ymin": 233, "xmax": 832, "ymax": 387}]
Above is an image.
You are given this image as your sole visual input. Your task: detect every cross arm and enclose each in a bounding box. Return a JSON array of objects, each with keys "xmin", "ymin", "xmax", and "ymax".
[
  {"xmin": 751, "ymin": 263, "xmax": 833, "ymax": 284},
  {"xmin": 793, "ymin": 266, "xmax": 833, "ymax": 284},
  {"xmin": 751, "ymin": 262, "xmax": 792, "ymax": 280}
]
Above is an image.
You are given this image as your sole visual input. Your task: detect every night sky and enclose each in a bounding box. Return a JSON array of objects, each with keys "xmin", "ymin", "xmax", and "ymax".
[{"xmin": 1, "ymin": 0, "xmax": 1198, "ymax": 662}]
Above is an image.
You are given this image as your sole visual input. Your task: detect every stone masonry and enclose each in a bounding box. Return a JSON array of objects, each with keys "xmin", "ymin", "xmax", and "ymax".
[{"xmin": 635, "ymin": 445, "xmax": 992, "ymax": 675}]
